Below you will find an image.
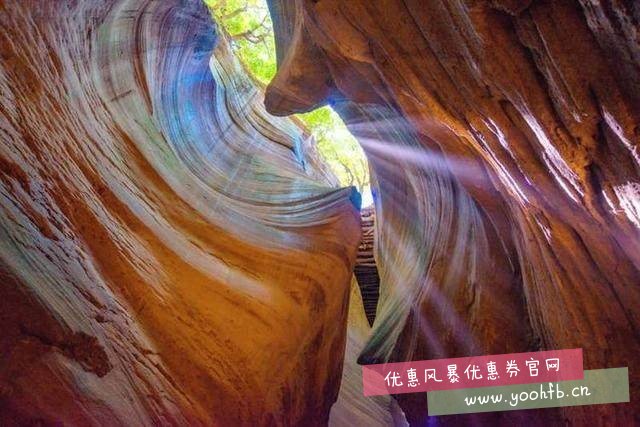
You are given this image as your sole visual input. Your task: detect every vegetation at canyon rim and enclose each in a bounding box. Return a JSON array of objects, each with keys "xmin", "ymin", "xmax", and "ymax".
[{"xmin": 205, "ymin": 0, "xmax": 373, "ymax": 205}]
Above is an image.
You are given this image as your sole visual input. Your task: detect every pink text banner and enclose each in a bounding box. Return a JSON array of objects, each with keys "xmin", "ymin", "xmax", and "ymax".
[{"xmin": 362, "ymin": 348, "xmax": 583, "ymax": 396}]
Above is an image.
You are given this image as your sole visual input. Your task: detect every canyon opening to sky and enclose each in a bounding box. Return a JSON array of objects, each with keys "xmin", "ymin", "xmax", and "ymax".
[{"xmin": 207, "ymin": 0, "xmax": 374, "ymax": 207}]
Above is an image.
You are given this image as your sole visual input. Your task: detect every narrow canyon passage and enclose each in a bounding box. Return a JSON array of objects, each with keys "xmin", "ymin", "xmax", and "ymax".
[{"xmin": 0, "ymin": 0, "xmax": 639, "ymax": 426}]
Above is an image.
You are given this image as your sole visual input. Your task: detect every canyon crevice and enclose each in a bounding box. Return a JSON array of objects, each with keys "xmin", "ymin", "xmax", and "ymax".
[{"xmin": 1, "ymin": 0, "xmax": 639, "ymax": 425}]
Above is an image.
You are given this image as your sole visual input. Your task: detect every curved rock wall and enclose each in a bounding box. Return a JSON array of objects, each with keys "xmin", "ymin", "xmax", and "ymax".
[
  {"xmin": 329, "ymin": 280, "xmax": 406, "ymax": 427},
  {"xmin": 0, "ymin": 1, "xmax": 360, "ymax": 425},
  {"xmin": 265, "ymin": 0, "xmax": 640, "ymax": 424}
]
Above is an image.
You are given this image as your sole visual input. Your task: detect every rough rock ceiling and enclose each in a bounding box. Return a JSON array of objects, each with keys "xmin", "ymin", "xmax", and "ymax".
[{"xmin": 265, "ymin": 0, "xmax": 639, "ymax": 424}]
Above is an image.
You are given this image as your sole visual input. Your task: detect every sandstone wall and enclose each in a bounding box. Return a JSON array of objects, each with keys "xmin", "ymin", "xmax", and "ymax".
[
  {"xmin": 0, "ymin": 1, "xmax": 360, "ymax": 425},
  {"xmin": 266, "ymin": 0, "xmax": 640, "ymax": 424}
]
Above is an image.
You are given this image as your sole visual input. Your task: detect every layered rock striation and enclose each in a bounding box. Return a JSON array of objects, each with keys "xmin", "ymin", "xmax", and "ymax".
[
  {"xmin": 265, "ymin": 0, "xmax": 640, "ymax": 424},
  {"xmin": 0, "ymin": 1, "xmax": 360, "ymax": 425}
]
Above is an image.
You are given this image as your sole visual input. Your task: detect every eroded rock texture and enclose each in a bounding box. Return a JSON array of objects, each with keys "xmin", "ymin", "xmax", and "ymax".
[
  {"xmin": 0, "ymin": 1, "xmax": 361, "ymax": 425},
  {"xmin": 266, "ymin": 0, "xmax": 640, "ymax": 424}
]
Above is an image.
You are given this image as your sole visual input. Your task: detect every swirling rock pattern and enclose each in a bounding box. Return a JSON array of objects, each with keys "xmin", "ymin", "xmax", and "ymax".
[
  {"xmin": 266, "ymin": 0, "xmax": 640, "ymax": 424},
  {"xmin": 0, "ymin": 0, "xmax": 360, "ymax": 425}
]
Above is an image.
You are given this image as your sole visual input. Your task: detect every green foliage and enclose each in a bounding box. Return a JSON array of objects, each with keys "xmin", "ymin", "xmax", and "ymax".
[
  {"xmin": 298, "ymin": 107, "xmax": 370, "ymax": 192},
  {"xmin": 205, "ymin": 0, "xmax": 370, "ymax": 194},
  {"xmin": 205, "ymin": 0, "xmax": 276, "ymax": 85}
]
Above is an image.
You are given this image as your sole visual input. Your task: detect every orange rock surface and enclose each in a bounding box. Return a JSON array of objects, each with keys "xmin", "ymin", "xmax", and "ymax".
[
  {"xmin": 266, "ymin": 0, "xmax": 639, "ymax": 424},
  {"xmin": 0, "ymin": 1, "xmax": 360, "ymax": 424}
]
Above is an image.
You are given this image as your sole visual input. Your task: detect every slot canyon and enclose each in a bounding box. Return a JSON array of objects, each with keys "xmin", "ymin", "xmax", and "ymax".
[{"xmin": 0, "ymin": 0, "xmax": 638, "ymax": 425}]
